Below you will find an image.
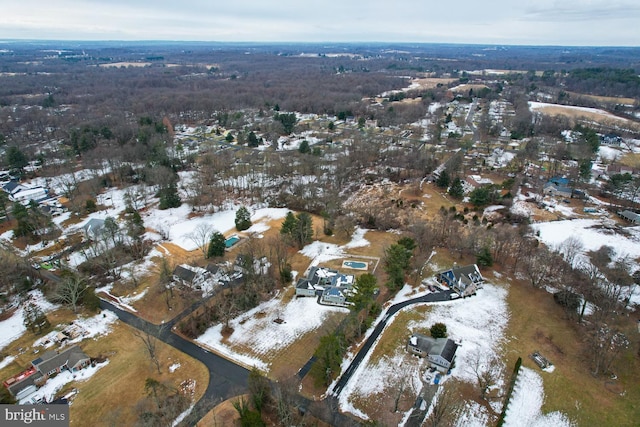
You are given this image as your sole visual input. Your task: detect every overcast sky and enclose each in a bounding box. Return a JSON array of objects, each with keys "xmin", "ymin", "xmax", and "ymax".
[{"xmin": 1, "ymin": 0, "xmax": 639, "ymax": 46}]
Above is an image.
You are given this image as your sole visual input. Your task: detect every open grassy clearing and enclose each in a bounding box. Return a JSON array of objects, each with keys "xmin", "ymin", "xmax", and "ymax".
[
  {"xmin": 566, "ymin": 91, "xmax": 637, "ymax": 106},
  {"xmin": 65, "ymin": 321, "xmax": 208, "ymax": 426},
  {"xmin": 503, "ymin": 276, "xmax": 640, "ymax": 427},
  {"xmin": 531, "ymin": 104, "xmax": 640, "ymax": 132}
]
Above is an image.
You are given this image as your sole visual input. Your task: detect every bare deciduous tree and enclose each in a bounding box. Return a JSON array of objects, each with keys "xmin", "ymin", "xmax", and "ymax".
[
  {"xmin": 133, "ymin": 325, "xmax": 165, "ymax": 374},
  {"xmin": 53, "ymin": 275, "xmax": 87, "ymax": 313},
  {"xmin": 188, "ymin": 223, "xmax": 214, "ymax": 259}
]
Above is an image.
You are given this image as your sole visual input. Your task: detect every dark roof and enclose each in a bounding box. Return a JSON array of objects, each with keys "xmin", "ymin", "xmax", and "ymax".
[
  {"xmin": 33, "ymin": 346, "xmax": 89, "ymax": 375},
  {"xmin": 409, "ymin": 334, "xmax": 458, "ymax": 362},
  {"xmin": 83, "ymin": 218, "xmax": 105, "ymax": 236},
  {"xmin": 205, "ymin": 263, "xmax": 220, "ymax": 274},
  {"xmin": 2, "ymin": 180, "xmax": 21, "ymax": 193},
  {"xmin": 173, "ymin": 265, "xmax": 196, "ymax": 283},
  {"xmin": 296, "ymin": 278, "xmax": 311, "ymax": 290},
  {"xmin": 440, "ymin": 339, "xmax": 458, "ymax": 363},
  {"xmin": 8, "ymin": 372, "xmax": 43, "ymax": 396}
]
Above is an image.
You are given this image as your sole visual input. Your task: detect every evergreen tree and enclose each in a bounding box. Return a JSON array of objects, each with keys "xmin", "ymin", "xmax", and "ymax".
[
  {"xmin": 280, "ymin": 212, "xmax": 297, "ymax": 236},
  {"xmin": 293, "ymin": 212, "xmax": 314, "ymax": 248},
  {"xmin": 311, "ymin": 333, "xmax": 345, "ymax": 386},
  {"xmin": 383, "ymin": 240, "xmax": 414, "ymax": 292},
  {"xmin": 6, "ymin": 146, "xmax": 28, "ymax": 175},
  {"xmin": 430, "ymin": 322, "xmax": 448, "ymax": 339},
  {"xmin": 436, "ymin": 170, "xmax": 450, "ymax": 188},
  {"xmin": 23, "ymin": 301, "xmax": 50, "ymax": 334},
  {"xmin": 158, "ymin": 184, "xmax": 181, "ymax": 210},
  {"xmin": 476, "ymin": 246, "xmax": 493, "ymax": 267},
  {"xmin": 298, "ymin": 140, "xmax": 310, "ymax": 154},
  {"xmin": 207, "ymin": 232, "xmax": 226, "ymax": 258},
  {"xmin": 351, "ymin": 273, "xmax": 377, "ymax": 312},
  {"xmin": 448, "ymin": 177, "xmax": 464, "ymax": 199},
  {"xmin": 247, "ymin": 131, "xmax": 260, "ymax": 147},
  {"xmin": 235, "ymin": 206, "xmax": 252, "ymax": 231}
]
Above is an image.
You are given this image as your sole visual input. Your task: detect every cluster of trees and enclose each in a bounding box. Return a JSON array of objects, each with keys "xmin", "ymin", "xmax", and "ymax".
[
  {"xmin": 280, "ymin": 211, "xmax": 314, "ymax": 248},
  {"xmin": 383, "ymin": 237, "xmax": 416, "ymax": 292}
]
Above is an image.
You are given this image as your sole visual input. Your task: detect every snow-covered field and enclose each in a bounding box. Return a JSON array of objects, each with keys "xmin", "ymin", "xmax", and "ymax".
[
  {"xmin": 503, "ymin": 367, "xmax": 573, "ymax": 427},
  {"xmin": 144, "ymin": 206, "xmax": 289, "ymax": 251},
  {"xmin": 532, "ymin": 219, "xmax": 640, "ymax": 261},
  {"xmin": 0, "ymin": 290, "xmax": 59, "ymax": 351},
  {"xmin": 196, "ymin": 293, "xmax": 349, "ymax": 370},
  {"xmin": 339, "ymin": 284, "xmax": 568, "ymax": 427}
]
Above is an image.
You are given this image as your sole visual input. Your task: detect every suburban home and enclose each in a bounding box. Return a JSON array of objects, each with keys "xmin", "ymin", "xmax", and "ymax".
[
  {"xmin": 295, "ymin": 266, "xmax": 355, "ymax": 298},
  {"xmin": 32, "ymin": 345, "xmax": 90, "ymax": 376},
  {"xmin": 4, "ymin": 345, "xmax": 90, "ymax": 397},
  {"xmin": 543, "ymin": 182, "xmax": 572, "ymax": 198},
  {"xmin": 607, "ymin": 164, "xmax": 640, "ymax": 177},
  {"xmin": 172, "ymin": 265, "xmax": 198, "ymax": 286},
  {"xmin": 437, "ymin": 264, "xmax": 484, "ymax": 297},
  {"xmin": 600, "ymin": 133, "xmax": 623, "ymax": 146},
  {"xmin": 407, "ymin": 333, "xmax": 458, "ymax": 373},
  {"xmin": 295, "ymin": 277, "xmax": 317, "ymax": 297},
  {"xmin": 320, "ymin": 287, "xmax": 348, "ymax": 306},
  {"xmin": 619, "ymin": 210, "xmax": 640, "ymax": 224},
  {"xmin": 83, "ymin": 218, "xmax": 106, "ymax": 239},
  {"xmin": 10, "ymin": 186, "xmax": 48, "ymax": 204}
]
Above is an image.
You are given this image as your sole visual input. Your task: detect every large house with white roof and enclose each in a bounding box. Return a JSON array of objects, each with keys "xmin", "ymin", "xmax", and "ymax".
[{"xmin": 295, "ymin": 266, "xmax": 354, "ymax": 306}]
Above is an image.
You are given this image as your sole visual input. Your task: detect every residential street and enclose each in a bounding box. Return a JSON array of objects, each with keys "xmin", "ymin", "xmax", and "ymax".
[{"xmin": 100, "ymin": 287, "xmax": 454, "ymax": 426}]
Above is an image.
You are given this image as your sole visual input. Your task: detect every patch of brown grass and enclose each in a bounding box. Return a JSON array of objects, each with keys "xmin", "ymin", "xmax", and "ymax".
[
  {"xmin": 67, "ymin": 322, "xmax": 209, "ymax": 426},
  {"xmin": 196, "ymin": 395, "xmax": 243, "ymax": 426},
  {"xmin": 503, "ymin": 277, "xmax": 640, "ymax": 426}
]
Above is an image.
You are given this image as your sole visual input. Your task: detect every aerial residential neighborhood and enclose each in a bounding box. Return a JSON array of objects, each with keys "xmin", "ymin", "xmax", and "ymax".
[{"xmin": 0, "ymin": 36, "xmax": 639, "ymax": 427}]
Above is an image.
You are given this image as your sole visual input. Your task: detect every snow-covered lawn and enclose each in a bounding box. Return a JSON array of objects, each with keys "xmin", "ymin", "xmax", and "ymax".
[
  {"xmin": 339, "ymin": 284, "xmax": 569, "ymax": 426},
  {"xmin": 0, "ymin": 290, "xmax": 59, "ymax": 351},
  {"xmin": 300, "ymin": 227, "xmax": 372, "ymax": 267},
  {"xmin": 196, "ymin": 294, "xmax": 349, "ymax": 370},
  {"xmin": 503, "ymin": 367, "xmax": 573, "ymax": 427},
  {"xmin": 338, "ymin": 283, "xmax": 518, "ymax": 424},
  {"xmin": 532, "ymin": 219, "xmax": 640, "ymax": 261},
  {"xmin": 32, "ymin": 310, "xmax": 118, "ymax": 349},
  {"xmin": 144, "ymin": 206, "xmax": 289, "ymax": 251},
  {"xmin": 19, "ymin": 361, "xmax": 109, "ymax": 404}
]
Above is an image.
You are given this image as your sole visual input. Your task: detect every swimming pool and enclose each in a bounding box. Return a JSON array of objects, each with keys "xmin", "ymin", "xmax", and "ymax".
[
  {"xmin": 342, "ymin": 260, "xmax": 368, "ymax": 270},
  {"xmin": 225, "ymin": 236, "xmax": 240, "ymax": 248}
]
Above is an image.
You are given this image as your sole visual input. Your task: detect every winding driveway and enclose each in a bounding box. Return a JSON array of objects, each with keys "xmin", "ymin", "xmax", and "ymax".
[
  {"xmin": 332, "ymin": 289, "xmax": 453, "ymax": 396},
  {"xmin": 99, "ymin": 287, "xmax": 455, "ymax": 425}
]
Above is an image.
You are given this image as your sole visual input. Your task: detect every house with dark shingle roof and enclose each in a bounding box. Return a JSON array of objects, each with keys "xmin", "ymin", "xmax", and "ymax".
[
  {"xmin": 31, "ymin": 345, "xmax": 90, "ymax": 377},
  {"xmin": 172, "ymin": 265, "xmax": 197, "ymax": 285},
  {"xmin": 407, "ymin": 334, "xmax": 458, "ymax": 373},
  {"xmin": 437, "ymin": 264, "xmax": 484, "ymax": 297}
]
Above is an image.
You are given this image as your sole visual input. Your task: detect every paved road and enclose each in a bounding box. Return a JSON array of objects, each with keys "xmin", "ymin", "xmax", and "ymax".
[
  {"xmin": 332, "ymin": 289, "xmax": 453, "ymax": 396},
  {"xmin": 98, "ymin": 299, "xmax": 250, "ymax": 425}
]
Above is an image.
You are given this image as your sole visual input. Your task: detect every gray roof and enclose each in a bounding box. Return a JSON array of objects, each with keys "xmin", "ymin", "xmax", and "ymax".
[
  {"xmin": 173, "ymin": 265, "xmax": 197, "ymax": 283},
  {"xmin": 409, "ymin": 334, "xmax": 458, "ymax": 363},
  {"xmin": 619, "ymin": 210, "xmax": 640, "ymax": 222},
  {"xmin": 33, "ymin": 345, "xmax": 89, "ymax": 375},
  {"xmin": 205, "ymin": 263, "xmax": 220, "ymax": 274},
  {"xmin": 8, "ymin": 372, "xmax": 43, "ymax": 397},
  {"xmin": 83, "ymin": 218, "xmax": 105, "ymax": 236}
]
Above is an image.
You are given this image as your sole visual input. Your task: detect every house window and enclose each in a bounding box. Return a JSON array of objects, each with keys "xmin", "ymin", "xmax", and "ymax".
[{"xmin": 48, "ymin": 369, "xmax": 57, "ymax": 375}]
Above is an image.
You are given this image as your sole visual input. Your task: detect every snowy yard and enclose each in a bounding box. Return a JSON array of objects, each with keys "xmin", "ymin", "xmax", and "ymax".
[
  {"xmin": 196, "ymin": 293, "xmax": 349, "ymax": 370},
  {"xmin": 0, "ymin": 290, "xmax": 59, "ymax": 351},
  {"xmin": 335, "ymin": 279, "xmax": 573, "ymax": 426}
]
